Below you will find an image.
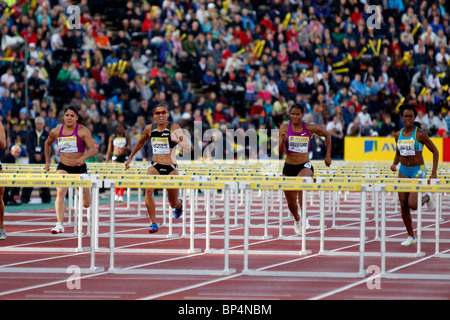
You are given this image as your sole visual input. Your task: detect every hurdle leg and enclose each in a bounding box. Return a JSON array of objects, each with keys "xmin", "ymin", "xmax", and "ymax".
[
  {"xmin": 162, "ymin": 189, "xmax": 167, "ymax": 226},
  {"xmin": 223, "ymin": 186, "xmax": 232, "ymax": 274},
  {"xmin": 168, "ymin": 192, "xmax": 174, "ymax": 237},
  {"xmin": 93, "ymin": 185, "xmax": 100, "ymax": 249},
  {"xmin": 77, "ymin": 188, "xmax": 84, "ymax": 252},
  {"xmin": 73, "ymin": 189, "xmax": 78, "ymax": 235},
  {"xmin": 331, "ymin": 191, "xmax": 336, "ymax": 228},
  {"xmin": 205, "ymin": 189, "xmax": 211, "ymax": 253},
  {"xmin": 189, "ymin": 188, "xmax": 196, "ymax": 253},
  {"xmin": 270, "ymin": 189, "xmax": 274, "ymax": 212},
  {"xmin": 182, "ymin": 188, "xmax": 187, "ymax": 237},
  {"xmin": 278, "ymin": 189, "xmax": 283, "ymax": 238},
  {"xmin": 380, "ymin": 186, "xmax": 386, "ymax": 275},
  {"xmin": 108, "ymin": 185, "xmax": 116, "ymax": 272},
  {"xmin": 89, "ymin": 183, "xmax": 101, "ymax": 271},
  {"xmin": 137, "ymin": 188, "xmax": 142, "ymax": 216},
  {"xmin": 300, "ymin": 190, "xmax": 309, "ymax": 255},
  {"xmin": 126, "ymin": 188, "xmax": 131, "ymax": 209},
  {"xmin": 358, "ymin": 187, "xmax": 367, "ymax": 277},
  {"xmin": 68, "ymin": 187, "xmax": 73, "ymax": 224},
  {"xmin": 374, "ymin": 188, "xmax": 380, "ymax": 240},
  {"xmin": 416, "ymin": 192, "xmax": 423, "ymax": 257},
  {"xmin": 435, "ymin": 193, "xmax": 441, "ymax": 255},
  {"xmin": 263, "ymin": 190, "xmax": 269, "ymax": 239},
  {"xmin": 212, "ymin": 189, "xmax": 218, "ymax": 218},
  {"xmin": 233, "ymin": 183, "xmax": 238, "ymax": 227},
  {"xmin": 242, "ymin": 188, "xmax": 251, "ymax": 274},
  {"xmin": 319, "ymin": 189, "xmax": 325, "ymax": 254}
]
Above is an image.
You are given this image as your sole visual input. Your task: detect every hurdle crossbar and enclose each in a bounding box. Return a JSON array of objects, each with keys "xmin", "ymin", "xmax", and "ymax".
[
  {"xmin": 0, "ymin": 177, "xmax": 104, "ymax": 274},
  {"xmin": 241, "ymin": 182, "xmax": 368, "ymax": 278},
  {"xmin": 380, "ymin": 184, "xmax": 450, "ymax": 280},
  {"xmin": 105, "ymin": 179, "xmax": 236, "ymax": 276}
]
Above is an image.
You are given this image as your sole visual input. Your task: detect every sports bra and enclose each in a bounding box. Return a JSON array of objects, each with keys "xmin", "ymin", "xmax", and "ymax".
[
  {"xmin": 397, "ymin": 126, "xmax": 423, "ymax": 156},
  {"xmin": 285, "ymin": 121, "xmax": 312, "ymax": 154},
  {"xmin": 57, "ymin": 123, "xmax": 86, "ymax": 154},
  {"xmin": 150, "ymin": 122, "xmax": 176, "ymax": 155}
]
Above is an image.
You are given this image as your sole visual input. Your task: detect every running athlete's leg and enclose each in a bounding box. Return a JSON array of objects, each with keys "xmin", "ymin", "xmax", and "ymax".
[
  {"xmin": 297, "ymin": 167, "xmax": 313, "ymax": 214},
  {"xmin": 284, "ymin": 190, "xmax": 300, "ymax": 221},
  {"xmin": 145, "ymin": 166, "xmax": 159, "ymax": 224},
  {"xmin": 55, "ymin": 169, "xmax": 69, "ymax": 223},
  {"xmin": 167, "ymin": 169, "xmax": 182, "ymax": 210}
]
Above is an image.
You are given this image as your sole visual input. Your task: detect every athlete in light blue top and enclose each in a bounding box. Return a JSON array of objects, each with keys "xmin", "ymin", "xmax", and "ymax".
[{"xmin": 391, "ymin": 104, "xmax": 439, "ymax": 247}]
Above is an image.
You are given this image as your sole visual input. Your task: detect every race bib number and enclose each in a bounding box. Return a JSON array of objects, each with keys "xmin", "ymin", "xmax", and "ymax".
[
  {"xmin": 58, "ymin": 136, "xmax": 78, "ymax": 153},
  {"xmin": 152, "ymin": 137, "xmax": 170, "ymax": 154},
  {"xmin": 398, "ymin": 139, "xmax": 415, "ymax": 156},
  {"xmin": 113, "ymin": 137, "xmax": 127, "ymax": 148},
  {"xmin": 288, "ymin": 136, "xmax": 309, "ymax": 153}
]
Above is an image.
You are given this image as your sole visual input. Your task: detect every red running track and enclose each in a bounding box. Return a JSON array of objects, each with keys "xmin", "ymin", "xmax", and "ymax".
[{"xmin": 0, "ymin": 190, "xmax": 449, "ymax": 301}]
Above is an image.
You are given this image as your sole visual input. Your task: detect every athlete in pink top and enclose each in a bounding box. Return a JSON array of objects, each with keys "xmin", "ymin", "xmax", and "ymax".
[
  {"xmin": 279, "ymin": 103, "xmax": 331, "ymax": 235},
  {"xmin": 45, "ymin": 106, "xmax": 96, "ymax": 234}
]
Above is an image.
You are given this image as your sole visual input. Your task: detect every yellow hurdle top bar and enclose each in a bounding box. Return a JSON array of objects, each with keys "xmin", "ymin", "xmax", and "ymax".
[
  {"xmin": 384, "ymin": 184, "xmax": 450, "ymax": 193},
  {"xmin": 249, "ymin": 182, "xmax": 362, "ymax": 191},
  {"xmin": 115, "ymin": 180, "xmax": 226, "ymax": 189},
  {"xmin": 0, "ymin": 178, "xmax": 91, "ymax": 188}
]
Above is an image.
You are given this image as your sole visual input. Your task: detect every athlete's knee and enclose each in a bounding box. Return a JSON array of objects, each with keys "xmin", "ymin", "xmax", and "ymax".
[{"xmin": 287, "ymin": 202, "xmax": 298, "ymax": 213}]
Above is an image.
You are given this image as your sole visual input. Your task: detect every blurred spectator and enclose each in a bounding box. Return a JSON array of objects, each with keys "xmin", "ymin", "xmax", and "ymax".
[
  {"xmin": 21, "ymin": 117, "xmax": 51, "ymax": 204},
  {"xmin": 0, "ymin": 0, "xmax": 449, "ymax": 165},
  {"xmin": 1, "ymin": 145, "xmax": 21, "ymax": 205}
]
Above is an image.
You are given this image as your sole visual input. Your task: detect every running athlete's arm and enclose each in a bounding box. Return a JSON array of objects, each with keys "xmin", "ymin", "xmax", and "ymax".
[
  {"xmin": 125, "ymin": 124, "xmax": 151, "ymax": 169},
  {"xmin": 417, "ymin": 129, "xmax": 439, "ymax": 179},
  {"xmin": 278, "ymin": 123, "xmax": 288, "ymax": 156},
  {"xmin": 44, "ymin": 127, "xmax": 59, "ymax": 171},
  {"xmin": 74, "ymin": 126, "xmax": 97, "ymax": 166},
  {"xmin": 0, "ymin": 122, "xmax": 6, "ymax": 150},
  {"xmin": 105, "ymin": 135, "xmax": 114, "ymax": 162},
  {"xmin": 391, "ymin": 131, "xmax": 400, "ymax": 172},
  {"xmin": 306, "ymin": 123, "xmax": 332, "ymax": 167}
]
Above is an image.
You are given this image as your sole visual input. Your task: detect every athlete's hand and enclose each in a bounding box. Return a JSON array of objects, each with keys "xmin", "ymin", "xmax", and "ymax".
[
  {"xmin": 45, "ymin": 163, "xmax": 51, "ymax": 172},
  {"xmin": 124, "ymin": 160, "xmax": 131, "ymax": 170},
  {"xmin": 390, "ymin": 164, "xmax": 398, "ymax": 172},
  {"xmin": 324, "ymin": 155, "xmax": 332, "ymax": 167},
  {"xmin": 73, "ymin": 158, "xmax": 84, "ymax": 167},
  {"xmin": 280, "ymin": 132, "xmax": 287, "ymax": 143}
]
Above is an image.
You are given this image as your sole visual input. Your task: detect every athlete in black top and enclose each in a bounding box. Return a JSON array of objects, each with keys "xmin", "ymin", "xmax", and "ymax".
[{"xmin": 125, "ymin": 104, "xmax": 191, "ymax": 233}]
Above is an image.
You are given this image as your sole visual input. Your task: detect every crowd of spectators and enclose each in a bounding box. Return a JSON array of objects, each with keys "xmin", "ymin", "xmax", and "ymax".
[{"xmin": 1, "ymin": 0, "xmax": 450, "ymax": 162}]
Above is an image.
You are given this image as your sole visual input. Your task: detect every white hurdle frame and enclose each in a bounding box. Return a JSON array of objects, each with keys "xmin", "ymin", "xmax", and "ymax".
[
  {"xmin": 0, "ymin": 177, "xmax": 104, "ymax": 274},
  {"xmin": 241, "ymin": 182, "xmax": 368, "ymax": 278},
  {"xmin": 379, "ymin": 183, "xmax": 450, "ymax": 280},
  {"xmin": 106, "ymin": 179, "xmax": 236, "ymax": 276}
]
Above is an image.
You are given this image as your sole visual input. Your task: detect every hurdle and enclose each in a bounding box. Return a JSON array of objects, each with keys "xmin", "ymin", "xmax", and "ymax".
[
  {"xmin": 0, "ymin": 176, "xmax": 104, "ymax": 274},
  {"xmin": 105, "ymin": 179, "xmax": 236, "ymax": 276},
  {"xmin": 241, "ymin": 181, "xmax": 368, "ymax": 278},
  {"xmin": 379, "ymin": 183, "xmax": 450, "ymax": 280},
  {"xmin": 316, "ymin": 177, "xmax": 429, "ymax": 239}
]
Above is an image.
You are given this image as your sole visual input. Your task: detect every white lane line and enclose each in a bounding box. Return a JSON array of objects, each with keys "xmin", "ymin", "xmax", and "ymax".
[{"xmin": 309, "ymin": 247, "xmax": 450, "ymax": 300}]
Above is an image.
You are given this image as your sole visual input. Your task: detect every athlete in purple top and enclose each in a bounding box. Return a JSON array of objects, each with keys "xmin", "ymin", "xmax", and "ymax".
[
  {"xmin": 279, "ymin": 103, "xmax": 331, "ymax": 235},
  {"xmin": 45, "ymin": 106, "xmax": 96, "ymax": 234}
]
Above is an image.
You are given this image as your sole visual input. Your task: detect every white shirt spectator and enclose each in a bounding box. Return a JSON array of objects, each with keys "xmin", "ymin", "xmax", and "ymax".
[
  {"xmin": 357, "ymin": 107, "xmax": 372, "ymax": 127},
  {"xmin": 0, "ymin": 69, "xmax": 15, "ymax": 86},
  {"xmin": 427, "ymin": 73, "xmax": 441, "ymax": 89},
  {"xmin": 326, "ymin": 117, "xmax": 343, "ymax": 135}
]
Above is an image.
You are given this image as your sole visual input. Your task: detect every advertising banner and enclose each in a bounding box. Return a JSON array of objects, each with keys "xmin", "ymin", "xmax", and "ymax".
[{"xmin": 344, "ymin": 137, "xmax": 445, "ymax": 162}]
